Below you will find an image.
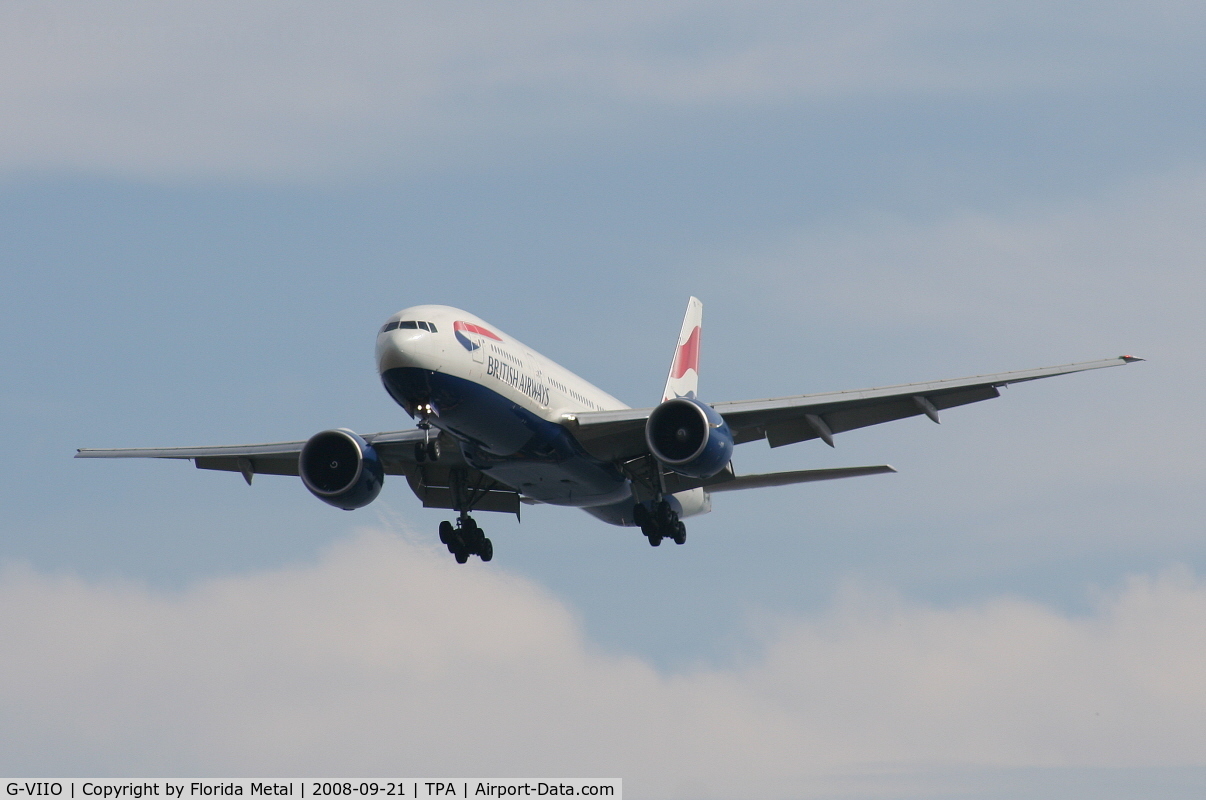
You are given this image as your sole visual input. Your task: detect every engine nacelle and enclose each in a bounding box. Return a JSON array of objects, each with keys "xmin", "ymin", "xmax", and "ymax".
[
  {"xmin": 299, "ymin": 428, "xmax": 384, "ymax": 510},
  {"xmin": 645, "ymin": 397, "xmax": 734, "ymax": 479}
]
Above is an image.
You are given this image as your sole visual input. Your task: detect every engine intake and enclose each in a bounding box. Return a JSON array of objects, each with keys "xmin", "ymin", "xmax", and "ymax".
[
  {"xmin": 645, "ymin": 397, "xmax": 734, "ymax": 479},
  {"xmin": 299, "ymin": 428, "xmax": 384, "ymax": 510}
]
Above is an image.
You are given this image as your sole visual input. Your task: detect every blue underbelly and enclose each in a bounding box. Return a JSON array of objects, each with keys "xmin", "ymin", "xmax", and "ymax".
[{"xmin": 381, "ymin": 367, "xmax": 631, "ymax": 508}]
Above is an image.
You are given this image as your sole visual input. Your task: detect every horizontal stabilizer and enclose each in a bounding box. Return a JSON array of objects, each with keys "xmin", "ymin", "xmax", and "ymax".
[{"xmin": 706, "ymin": 464, "xmax": 896, "ymax": 492}]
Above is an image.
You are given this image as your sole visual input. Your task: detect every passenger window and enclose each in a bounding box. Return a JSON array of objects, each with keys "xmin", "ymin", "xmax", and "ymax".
[{"xmin": 399, "ymin": 321, "xmax": 418, "ymax": 329}]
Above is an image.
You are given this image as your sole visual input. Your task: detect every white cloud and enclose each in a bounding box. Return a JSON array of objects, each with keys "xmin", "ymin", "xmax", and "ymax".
[
  {"xmin": 742, "ymin": 167, "xmax": 1206, "ymax": 347},
  {"xmin": 1, "ymin": 1, "xmax": 1204, "ymax": 181},
  {"xmin": 3, "ymin": 528, "xmax": 1206, "ymax": 797}
]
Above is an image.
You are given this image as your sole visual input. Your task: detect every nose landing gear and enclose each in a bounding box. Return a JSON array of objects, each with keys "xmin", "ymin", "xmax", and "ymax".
[
  {"xmin": 413, "ymin": 403, "xmax": 441, "ymax": 463},
  {"xmin": 634, "ymin": 500, "xmax": 686, "ymax": 547},
  {"xmin": 438, "ymin": 514, "xmax": 493, "ymax": 563},
  {"xmin": 414, "ymin": 437, "xmax": 440, "ymax": 463}
]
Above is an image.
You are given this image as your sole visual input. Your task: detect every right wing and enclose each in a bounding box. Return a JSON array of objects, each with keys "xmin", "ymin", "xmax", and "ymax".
[{"xmin": 568, "ymin": 355, "xmax": 1143, "ymax": 461}]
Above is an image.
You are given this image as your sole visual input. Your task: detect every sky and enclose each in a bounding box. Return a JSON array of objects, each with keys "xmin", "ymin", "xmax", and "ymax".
[{"xmin": 1, "ymin": 2, "xmax": 1204, "ymax": 796}]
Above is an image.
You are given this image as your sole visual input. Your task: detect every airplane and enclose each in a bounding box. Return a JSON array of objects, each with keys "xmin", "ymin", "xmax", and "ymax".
[{"xmin": 77, "ymin": 299, "xmax": 1142, "ymax": 563}]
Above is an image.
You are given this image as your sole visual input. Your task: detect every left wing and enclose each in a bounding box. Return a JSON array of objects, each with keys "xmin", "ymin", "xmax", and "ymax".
[
  {"xmin": 76, "ymin": 429, "xmax": 435, "ymax": 477},
  {"xmin": 569, "ymin": 355, "xmax": 1143, "ymax": 461},
  {"xmin": 76, "ymin": 429, "xmax": 519, "ymax": 514},
  {"xmin": 76, "ymin": 438, "xmax": 312, "ymax": 478}
]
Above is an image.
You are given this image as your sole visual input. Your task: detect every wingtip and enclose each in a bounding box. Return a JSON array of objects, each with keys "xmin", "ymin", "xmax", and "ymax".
[{"xmin": 1120, "ymin": 355, "xmax": 1145, "ymax": 363}]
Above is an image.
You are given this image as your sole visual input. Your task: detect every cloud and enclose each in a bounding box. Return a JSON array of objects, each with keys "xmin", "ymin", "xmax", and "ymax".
[
  {"xmin": 2, "ymin": 1, "xmax": 1204, "ymax": 181},
  {"xmin": 3, "ymin": 528, "xmax": 1206, "ymax": 797},
  {"xmin": 734, "ymin": 166, "xmax": 1206, "ymax": 346}
]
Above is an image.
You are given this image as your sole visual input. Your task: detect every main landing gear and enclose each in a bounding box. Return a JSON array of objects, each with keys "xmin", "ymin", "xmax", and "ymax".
[
  {"xmin": 634, "ymin": 500, "xmax": 686, "ymax": 547},
  {"xmin": 439, "ymin": 513, "xmax": 493, "ymax": 564}
]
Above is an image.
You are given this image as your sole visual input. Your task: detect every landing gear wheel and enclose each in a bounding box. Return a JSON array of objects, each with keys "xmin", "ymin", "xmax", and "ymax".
[
  {"xmin": 426, "ymin": 439, "xmax": 441, "ymax": 462},
  {"xmin": 642, "ymin": 499, "xmax": 681, "ymax": 548},
  {"xmin": 654, "ymin": 500, "xmax": 675, "ymax": 528},
  {"xmin": 445, "ymin": 514, "xmax": 487, "ymax": 563}
]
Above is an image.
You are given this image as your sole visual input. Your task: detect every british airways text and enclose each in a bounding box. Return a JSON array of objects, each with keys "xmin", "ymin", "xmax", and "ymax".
[{"xmin": 486, "ymin": 356, "xmax": 550, "ymax": 407}]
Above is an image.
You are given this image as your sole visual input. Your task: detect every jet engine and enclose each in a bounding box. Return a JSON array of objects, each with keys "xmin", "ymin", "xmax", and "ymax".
[
  {"xmin": 645, "ymin": 397, "xmax": 734, "ymax": 479},
  {"xmin": 299, "ymin": 428, "xmax": 384, "ymax": 510}
]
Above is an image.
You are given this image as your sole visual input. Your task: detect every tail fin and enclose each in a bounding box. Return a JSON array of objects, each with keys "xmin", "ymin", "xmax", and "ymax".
[{"xmin": 662, "ymin": 297, "xmax": 703, "ymax": 402}]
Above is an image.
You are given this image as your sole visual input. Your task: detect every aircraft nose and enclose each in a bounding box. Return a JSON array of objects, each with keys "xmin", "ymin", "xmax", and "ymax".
[
  {"xmin": 375, "ymin": 331, "xmax": 409, "ymax": 373},
  {"xmin": 376, "ymin": 328, "xmax": 441, "ymax": 374}
]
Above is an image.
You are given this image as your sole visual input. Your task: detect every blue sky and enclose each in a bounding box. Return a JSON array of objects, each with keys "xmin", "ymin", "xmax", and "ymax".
[{"xmin": 2, "ymin": 2, "xmax": 1205, "ymax": 796}]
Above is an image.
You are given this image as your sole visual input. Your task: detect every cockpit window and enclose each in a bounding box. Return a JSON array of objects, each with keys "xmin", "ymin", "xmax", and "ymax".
[{"xmin": 382, "ymin": 320, "xmax": 437, "ymax": 334}]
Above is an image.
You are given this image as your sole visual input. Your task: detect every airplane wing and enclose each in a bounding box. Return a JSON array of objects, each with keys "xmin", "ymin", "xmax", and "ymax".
[
  {"xmin": 568, "ymin": 355, "xmax": 1143, "ymax": 461},
  {"xmin": 75, "ymin": 429, "xmax": 434, "ymax": 476},
  {"xmin": 76, "ymin": 429, "xmax": 519, "ymax": 513},
  {"xmin": 76, "ymin": 439, "xmax": 311, "ymax": 476}
]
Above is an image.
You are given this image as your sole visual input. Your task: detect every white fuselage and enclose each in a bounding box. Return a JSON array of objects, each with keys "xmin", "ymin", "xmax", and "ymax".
[
  {"xmin": 374, "ymin": 304, "xmax": 709, "ymax": 524},
  {"xmin": 376, "ymin": 305, "xmax": 628, "ymax": 425}
]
